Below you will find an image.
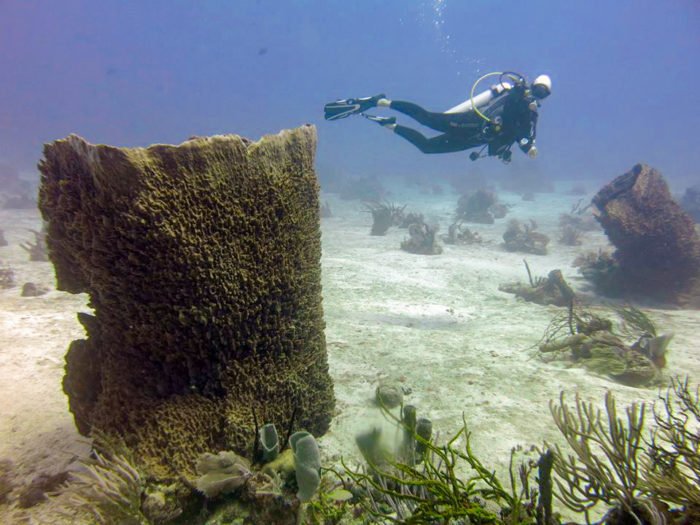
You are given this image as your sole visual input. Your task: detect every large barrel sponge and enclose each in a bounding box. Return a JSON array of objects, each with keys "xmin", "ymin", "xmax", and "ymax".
[
  {"xmin": 38, "ymin": 127, "xmax": 335, "ymax": 477},
  {"xmin": 592, "ymin": 163, "xmax": 700, "ymax": 304}
]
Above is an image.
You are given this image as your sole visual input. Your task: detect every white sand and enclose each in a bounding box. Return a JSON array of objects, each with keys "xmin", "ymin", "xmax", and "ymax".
[{"xmin": 1, "ymin": 184, "xmax": 698, "ymax": 522}]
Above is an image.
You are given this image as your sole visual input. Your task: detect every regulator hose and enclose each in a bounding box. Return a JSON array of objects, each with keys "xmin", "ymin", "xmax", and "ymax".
[{"xmin": 470, "ymin": 71, "xmax": 526, "ymax": 122}]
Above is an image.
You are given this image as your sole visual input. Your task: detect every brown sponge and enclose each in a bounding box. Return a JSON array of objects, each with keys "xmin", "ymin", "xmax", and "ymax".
[{"xmin": 38, "ymin": 127, "xmax": 334, "ymax": 478}]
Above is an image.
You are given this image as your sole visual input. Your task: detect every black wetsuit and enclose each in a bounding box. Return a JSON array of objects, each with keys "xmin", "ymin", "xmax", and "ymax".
[{"xmin": 389, "ymin": 84, "xmax": 538, "ymax": 158}]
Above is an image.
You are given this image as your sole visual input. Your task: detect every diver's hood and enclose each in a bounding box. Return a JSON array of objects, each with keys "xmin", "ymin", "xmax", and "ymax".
[{"xmin": 532, "ymin": 74, "xmax": 552, "ymax": 99}]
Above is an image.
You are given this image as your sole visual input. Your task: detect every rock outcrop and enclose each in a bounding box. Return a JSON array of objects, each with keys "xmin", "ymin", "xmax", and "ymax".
[
  {"xmin": 591, "ymin": 163, "xmax": 700, "ymax": 305},
  {"xmin": 38, "ymin": 128, "xmax": 335, "ymax": 477}
]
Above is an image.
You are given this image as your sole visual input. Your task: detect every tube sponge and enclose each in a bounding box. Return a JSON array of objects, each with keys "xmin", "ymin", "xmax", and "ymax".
[
  {"xmin": 289, "ymin": 431, "xmax": 321, "ymax": 502},
  {"xmin": 259, "ymin": 423, "xmax": 280, "ymax": 463},
  {"xmin": 415, "ymin": 418, "xmax": 433, "ymax": 457}
]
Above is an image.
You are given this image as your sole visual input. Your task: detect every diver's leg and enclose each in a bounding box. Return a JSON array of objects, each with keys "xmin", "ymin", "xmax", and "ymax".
[
  {"xmin": 378, "ymin": 99, "xmax": 481, "ymax": 134},
  {"xmin": 379, "ymin": 99, "xmax": 452, "ymax": 132},
  {"xmin": 393, "ymin": 126, "xmax": 478, "ymax": 154},
  {"xmin": 363, "ymin": 113, "xmax": 481, "ymax": 154}
]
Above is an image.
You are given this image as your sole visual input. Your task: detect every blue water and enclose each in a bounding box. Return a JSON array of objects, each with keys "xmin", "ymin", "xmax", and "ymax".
[{"xmin": 2, "ymin": 0, "xmax": 699, "ymax": 188}]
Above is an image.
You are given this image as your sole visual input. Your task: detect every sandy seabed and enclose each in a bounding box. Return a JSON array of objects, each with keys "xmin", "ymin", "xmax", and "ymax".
[{"xmin": 1, "ymin": 182, "xmax": 698, "ymax": 523}]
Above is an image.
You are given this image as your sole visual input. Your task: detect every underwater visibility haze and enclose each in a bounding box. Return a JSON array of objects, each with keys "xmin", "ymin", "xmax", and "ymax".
[
  {"xmin": 2, "ymin": 0, "xmax": 700, "ymax": 186},
  {"xmin": 1, "ymin": 1, "xmax": 700, "ymax": 524}
]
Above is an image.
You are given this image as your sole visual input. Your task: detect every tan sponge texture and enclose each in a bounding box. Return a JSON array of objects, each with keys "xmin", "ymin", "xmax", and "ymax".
[{"xmin": 38, "ymin": 126, "xmax": 334, "ymax": 477}]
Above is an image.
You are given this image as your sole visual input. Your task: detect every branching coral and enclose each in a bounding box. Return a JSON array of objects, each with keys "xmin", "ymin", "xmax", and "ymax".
[
  {"xmin": 644, "ymin": 377, "xmax": 700, "ymax": 508},
  {"xmin": 364, "ymin": 201, "xmax": 405, "ymax": 236},
  {"xmin": 455, "ymin": 189, "xmax": 500, "ymax": 224},
  {"xmin": 400, "ymin": 220, "xmax": 442, "ymax": 255},
  {"xmin": 0, "ymin": 261, "xmax": 15, "ymax": 288},
  {"xmin": 334, "ymin": 382, "xmax": 699, "ymax": 524},
  {"xmin": 341, "ymin": 405, "xmax": 540, "ymax": 524},
  {"xmin": 547, "ymin": 380, "xmax": 700, "ymax": 523},
  {"xmin": 20, "ymin": 227, "xmax": 49, "ymax": 262},
  {"xmin": 573, "ymin": 250, "xmax": 621, "ymax": 296},
  {"xmin": 558, "ymin": 225, "xmax": 583, "ymax": 246},
  {"xmin": 57, "ymin": 451, "xmax": 148, "ymax": 524},
  {"xmin": 538, "ymin": 305, "xmax": 669, "ymax": 386},
  {"xmin": 611, "ymin": 305, "xmax": 658, "ymax": 339},
  {"xmin": 547, "ymin": 391, "xmax": 654, "ymax": 524},
  {"xmin": 503, "ymin": 219, "xmax": 550, "ymax": 255},
  {"xmin": 443, "ymin": 221, "xmax": 483, "ymax": 245}
]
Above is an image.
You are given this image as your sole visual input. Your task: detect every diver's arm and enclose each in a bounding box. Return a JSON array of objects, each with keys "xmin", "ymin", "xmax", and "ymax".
[{"xmin": 518, "ymin": 104, "xmax": 539, "ymax": 156}]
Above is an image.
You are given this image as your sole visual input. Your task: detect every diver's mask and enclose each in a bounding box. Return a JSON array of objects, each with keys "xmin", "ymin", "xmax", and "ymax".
[{"xmin": 531, "ymin": 74, "xmax": 552, "ymax": 99}]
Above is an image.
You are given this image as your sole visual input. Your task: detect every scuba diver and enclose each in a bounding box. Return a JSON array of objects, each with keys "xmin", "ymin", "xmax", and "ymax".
[{"xmin": 323, "ymin": 72, "xmax": 551, "ymax": 163}]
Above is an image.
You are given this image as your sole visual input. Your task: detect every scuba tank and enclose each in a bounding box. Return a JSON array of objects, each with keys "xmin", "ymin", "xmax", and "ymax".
[
  {"xmin": 444, "ymin": 82, "xmax": 511, "ymax": 114},
  {"xmin": 445, "ymin": 71, "xmax": 526, "ymax": 116}
]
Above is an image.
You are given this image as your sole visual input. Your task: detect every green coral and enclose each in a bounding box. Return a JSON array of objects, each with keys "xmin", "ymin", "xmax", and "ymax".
[
  {"xmin": 612, "ymin": 304, "xmax": 658, "ymax": 338},
  {"xmin": 305, "ymin": 478, "xmax": 354, "ymax": 525},
  {"xmin": 538, "ymin": 304, "xmax": 667, "ymax": 386},
  {"xmin": 546, "ymin": 383, "xmax": 700, "ymax": 524},
  {"xmin": 261, "ymin": 448, "xmax": 295, "ymax": 481},
  {"xmin": 259, "ymin": 423, "xmax": 280, "ymax": 464},
  {"xmin": 546, "ymin": 391, "xmax": 651, "ymax": 523},
  {"xmin": 336, "ymin": 379, "xmax": 700, "ymax": 524},
  {"xmin": 342, "ymin": 404, "xmax": 540, "ymax": 524},
  {"xmin": 644, "ymin": 377, "xmax": 700, "ymax": 508}
]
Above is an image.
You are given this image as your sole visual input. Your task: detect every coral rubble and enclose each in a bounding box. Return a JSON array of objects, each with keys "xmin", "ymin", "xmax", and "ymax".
[
  {"xmin": 442, "ymin": 221, "xmax": 482, "ymax": 245},
  {"xmin": 0, "ymin": 261, "xmax": 15, "ymax": 288},
  {"xmin": 400, "ymin": 219, "xmax": 442, "ymax": 255},
  {"xmin": 364, "ymin": 201, "xmax": 405, "ymax": 236},
  {"xmin": 455, "ymin": 189, "xmax": 505, "ymax": 224},
  {"xmin": 499, "ymin": 265, "xmax": 576, "ymax": 307},
  {"xmin": 502, "ymin": 219, "xmax": 549, "ymax": 255}
]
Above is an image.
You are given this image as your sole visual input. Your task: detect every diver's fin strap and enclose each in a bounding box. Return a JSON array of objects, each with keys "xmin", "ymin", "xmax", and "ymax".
[
  {"xmin": 362, "ymin": 114, "xmax": 396, "ymax": 126},
  {"xmin": 324, "ymin": 100, "xmax": 362, "ymax": 121}
]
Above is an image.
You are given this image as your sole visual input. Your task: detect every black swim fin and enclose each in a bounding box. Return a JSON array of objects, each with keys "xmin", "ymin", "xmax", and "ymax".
[
  {"xmin": 362, "ymin": 114, "xmax": 396, "ymax": 127},
  {"xmin": 324, "ymin": 93, "xmax": 385, "ymax": 121}
]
